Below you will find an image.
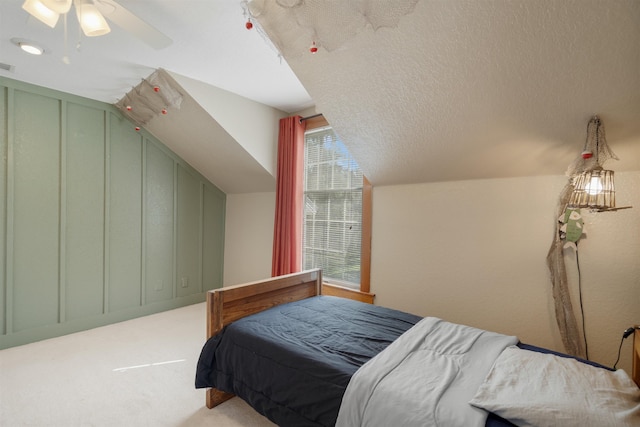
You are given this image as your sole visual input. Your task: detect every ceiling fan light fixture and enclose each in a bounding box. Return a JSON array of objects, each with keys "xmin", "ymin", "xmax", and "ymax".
[
  {"xmin": 22, "ymin": 0, "xmax": 60, "ymax": 28},
  {"xmin": 41, "ymin": 0, "xmax": 72, "ymax": 13},
  {"xmin": 75, "ymin": 0, "xmax": 111, "ymax": 37}
]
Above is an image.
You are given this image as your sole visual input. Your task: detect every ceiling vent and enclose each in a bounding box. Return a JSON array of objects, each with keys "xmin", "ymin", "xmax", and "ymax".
[{"xmin": 0, "ymin": 63, "xmax": 15, "ymax": 72}]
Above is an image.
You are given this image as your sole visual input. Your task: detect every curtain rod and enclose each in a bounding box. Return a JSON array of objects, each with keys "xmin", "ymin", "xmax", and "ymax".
[{"xmin": 299, "ymin": 113, "xmax": 323, "ymax": 123}]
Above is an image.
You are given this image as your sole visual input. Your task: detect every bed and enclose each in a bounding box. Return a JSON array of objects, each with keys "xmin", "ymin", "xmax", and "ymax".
[{"xmin": 196, "ymin": 269, "xmax": 640, "ymax": 427}]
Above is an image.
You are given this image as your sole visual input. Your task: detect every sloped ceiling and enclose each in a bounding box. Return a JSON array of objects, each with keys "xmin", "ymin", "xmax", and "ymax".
[
  {"xmin": 137, "ymin": 72, "xmax": 280, "ymax": 194},
  {"xmin": 0, "ymin": 0, "xmax": 311, "ymax": 112},
  {"xmin": 2, "ymin": 0, "xmax": 639, "ymax": 192},
  {"xmin": 269, "ymin": 0, "xmax": 640, "ymax": 186},
  {"xmin": 0, "ymin": 0, "xmax": 304, "ymax": 194}
]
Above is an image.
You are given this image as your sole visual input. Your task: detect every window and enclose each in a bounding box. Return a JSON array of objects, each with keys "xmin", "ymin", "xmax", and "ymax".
[{"xmin": 302, "ymin": 124, "xmax": 370, "ymax": 291}]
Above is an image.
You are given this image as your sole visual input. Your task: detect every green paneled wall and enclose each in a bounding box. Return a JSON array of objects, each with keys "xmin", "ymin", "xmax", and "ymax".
[
  {"xmin": 65, "ymin": 103, "xmax": 105, "ymax": 321},
  {"xmin": 203, "ymin": 186, "xmax": 225, "ymax": 292},
  {"xmin": 177, "ymin": 165, "xmax": 200, "ymax": 298},
  {"xmin": 145, "ymin": 141, "xmax": 175, "ymax": 304},
  {"xmin": 13, "ymin": 90, "xmax": 61, "ymax": 333},
  {"xmin": 109, "ymin": 115, "xmax": 144, "ymax": 311},
  {"xmin": 0, "ymin": 78, "xmax": 225, "ymax": 349}
]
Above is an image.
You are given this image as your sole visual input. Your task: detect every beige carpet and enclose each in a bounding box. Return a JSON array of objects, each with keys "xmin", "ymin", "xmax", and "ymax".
[{"xmin": 0, "ymin": 303, "xmax": 276, "ymax": 427}]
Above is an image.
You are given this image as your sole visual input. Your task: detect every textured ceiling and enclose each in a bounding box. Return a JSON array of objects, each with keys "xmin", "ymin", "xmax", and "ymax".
[
  {"xmin": 2, "ymin": 0, "xmax": 639, "ymax": 192},
  {"xmin": 279, "ymin": 0, "xmax": 640, "ymax": 186}
]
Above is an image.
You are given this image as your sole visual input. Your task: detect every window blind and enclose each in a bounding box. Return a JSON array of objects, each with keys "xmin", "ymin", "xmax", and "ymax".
[{"xmin": 303, "ymin": 126, "xmax": 363, "ymax": 286}]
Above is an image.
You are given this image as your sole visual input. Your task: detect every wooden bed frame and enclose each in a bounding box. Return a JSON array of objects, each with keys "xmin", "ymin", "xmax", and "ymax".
[
  {"xmin": 202, "ymin": 271, "xmax": 640, "ymax": 408},
  {"xmin": 204, "ymin": 268, "xmax": 375, "ymax": 408}
]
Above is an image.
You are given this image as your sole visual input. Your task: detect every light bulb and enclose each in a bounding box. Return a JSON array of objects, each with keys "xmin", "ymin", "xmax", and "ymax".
[{"xmin": 585, "ymin": 175, "xmax": 603, "ymax": 195}]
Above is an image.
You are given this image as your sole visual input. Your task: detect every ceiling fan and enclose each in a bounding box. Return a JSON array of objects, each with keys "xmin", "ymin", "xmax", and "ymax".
[{"xmin": 21, "ymin": 0, "xmax": 172, "ymax": 49}]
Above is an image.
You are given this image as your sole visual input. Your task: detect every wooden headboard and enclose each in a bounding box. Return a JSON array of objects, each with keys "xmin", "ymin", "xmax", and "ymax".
[
  {"xmin": 633, "ymin": 327, "xmax": 639, "ymax": 388},
  {"xmin": 206, "ymin": 269, "xmax": 323, "ymax": 339},
  {"xmin": 202, "ymin": 268, "xmax": 376, "ymax": 408},
  {"xmin": 205, "ymin": 268, "xmax": 375, "ymax": 340},
  {"xmin": 204, "ymin": 269, "xmax": 323, "ymax": 408}
]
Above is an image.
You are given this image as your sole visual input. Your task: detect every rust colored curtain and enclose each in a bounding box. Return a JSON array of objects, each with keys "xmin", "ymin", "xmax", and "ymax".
[{"xmin": 272, "ymin": 116, "xmax": 305, "ymax": 276}]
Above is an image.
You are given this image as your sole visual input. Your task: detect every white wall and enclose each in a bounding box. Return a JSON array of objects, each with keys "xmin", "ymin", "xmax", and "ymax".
[
  {"xmin": 169, "ymin": 71, "xmax": 285, "ymax": 177},
  {"xmin": 371, "ymin": 172, "xmax": 640, "ymax": 374},
  {"xmin": 223, "ymin": 192, "xmax": 275, "ymax": 286},
  {"xmin": 222, "ymin": 171, "xmax": 640, "ymax": 374}
]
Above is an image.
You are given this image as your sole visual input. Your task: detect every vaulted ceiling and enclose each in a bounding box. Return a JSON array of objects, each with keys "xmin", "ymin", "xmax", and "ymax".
[
  {"xmin": 2, "ymin": 0, "xmax": 639, "ymax": 192},
  {"xmin": 273, "ymin": 0, "xmax": 640, "ymax": 186}
]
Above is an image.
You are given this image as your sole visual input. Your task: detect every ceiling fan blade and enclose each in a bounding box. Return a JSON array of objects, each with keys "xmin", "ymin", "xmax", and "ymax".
[{"xmin": 94, "ymin": 0, "xmax": 172, "ymax": 49}]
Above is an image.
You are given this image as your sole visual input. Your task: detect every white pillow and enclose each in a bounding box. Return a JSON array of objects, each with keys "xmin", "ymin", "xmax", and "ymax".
[{"xmin": 470, "ymin": 346, "xmax": 640, "ymax": 427}]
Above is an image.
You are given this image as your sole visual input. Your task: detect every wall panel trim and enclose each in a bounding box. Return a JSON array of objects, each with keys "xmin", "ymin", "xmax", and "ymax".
[
  {"xmin": 0, "ymin": 77, "xmax": 226, "ymax": 349},
  {"xmin": 59, "ymin": 99, "xmax": 67, "ymax": 324},
  {"xmin": 4, "ymin": 87, "xmax": 15, "ymax": 335},
  {"xmin": 103, "ymin": 111, "xmax": 111, "ymax": 314}
]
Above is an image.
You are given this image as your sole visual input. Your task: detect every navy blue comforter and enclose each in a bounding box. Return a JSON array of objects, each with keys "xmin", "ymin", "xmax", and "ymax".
[{"xmin": 196, "ymin": 296, "xmax": 420, "ymax": 426}]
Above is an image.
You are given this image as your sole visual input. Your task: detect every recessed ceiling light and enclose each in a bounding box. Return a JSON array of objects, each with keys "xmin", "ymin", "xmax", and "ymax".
[
  {"xmin": 19, "ymin": 42, "xmax": 44, "ymax": 55},
  {"xmin": 10, "ymin": 37, "xmax": 48, "ymax": 56}
]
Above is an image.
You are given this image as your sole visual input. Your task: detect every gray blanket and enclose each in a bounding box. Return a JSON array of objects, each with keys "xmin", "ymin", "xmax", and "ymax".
[{"xmin": 335, "ymin": 317, "xmax": 518, "ymax": 427}]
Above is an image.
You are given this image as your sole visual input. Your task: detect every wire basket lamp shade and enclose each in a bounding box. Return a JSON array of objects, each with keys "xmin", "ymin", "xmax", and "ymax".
[
  {"xmin": 567, "ymin": 116, "xmax": 617, "ymax": 210},
  {"xmin": 568, "ymin": 167, "xmax": 615, "ymax": 209}
]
